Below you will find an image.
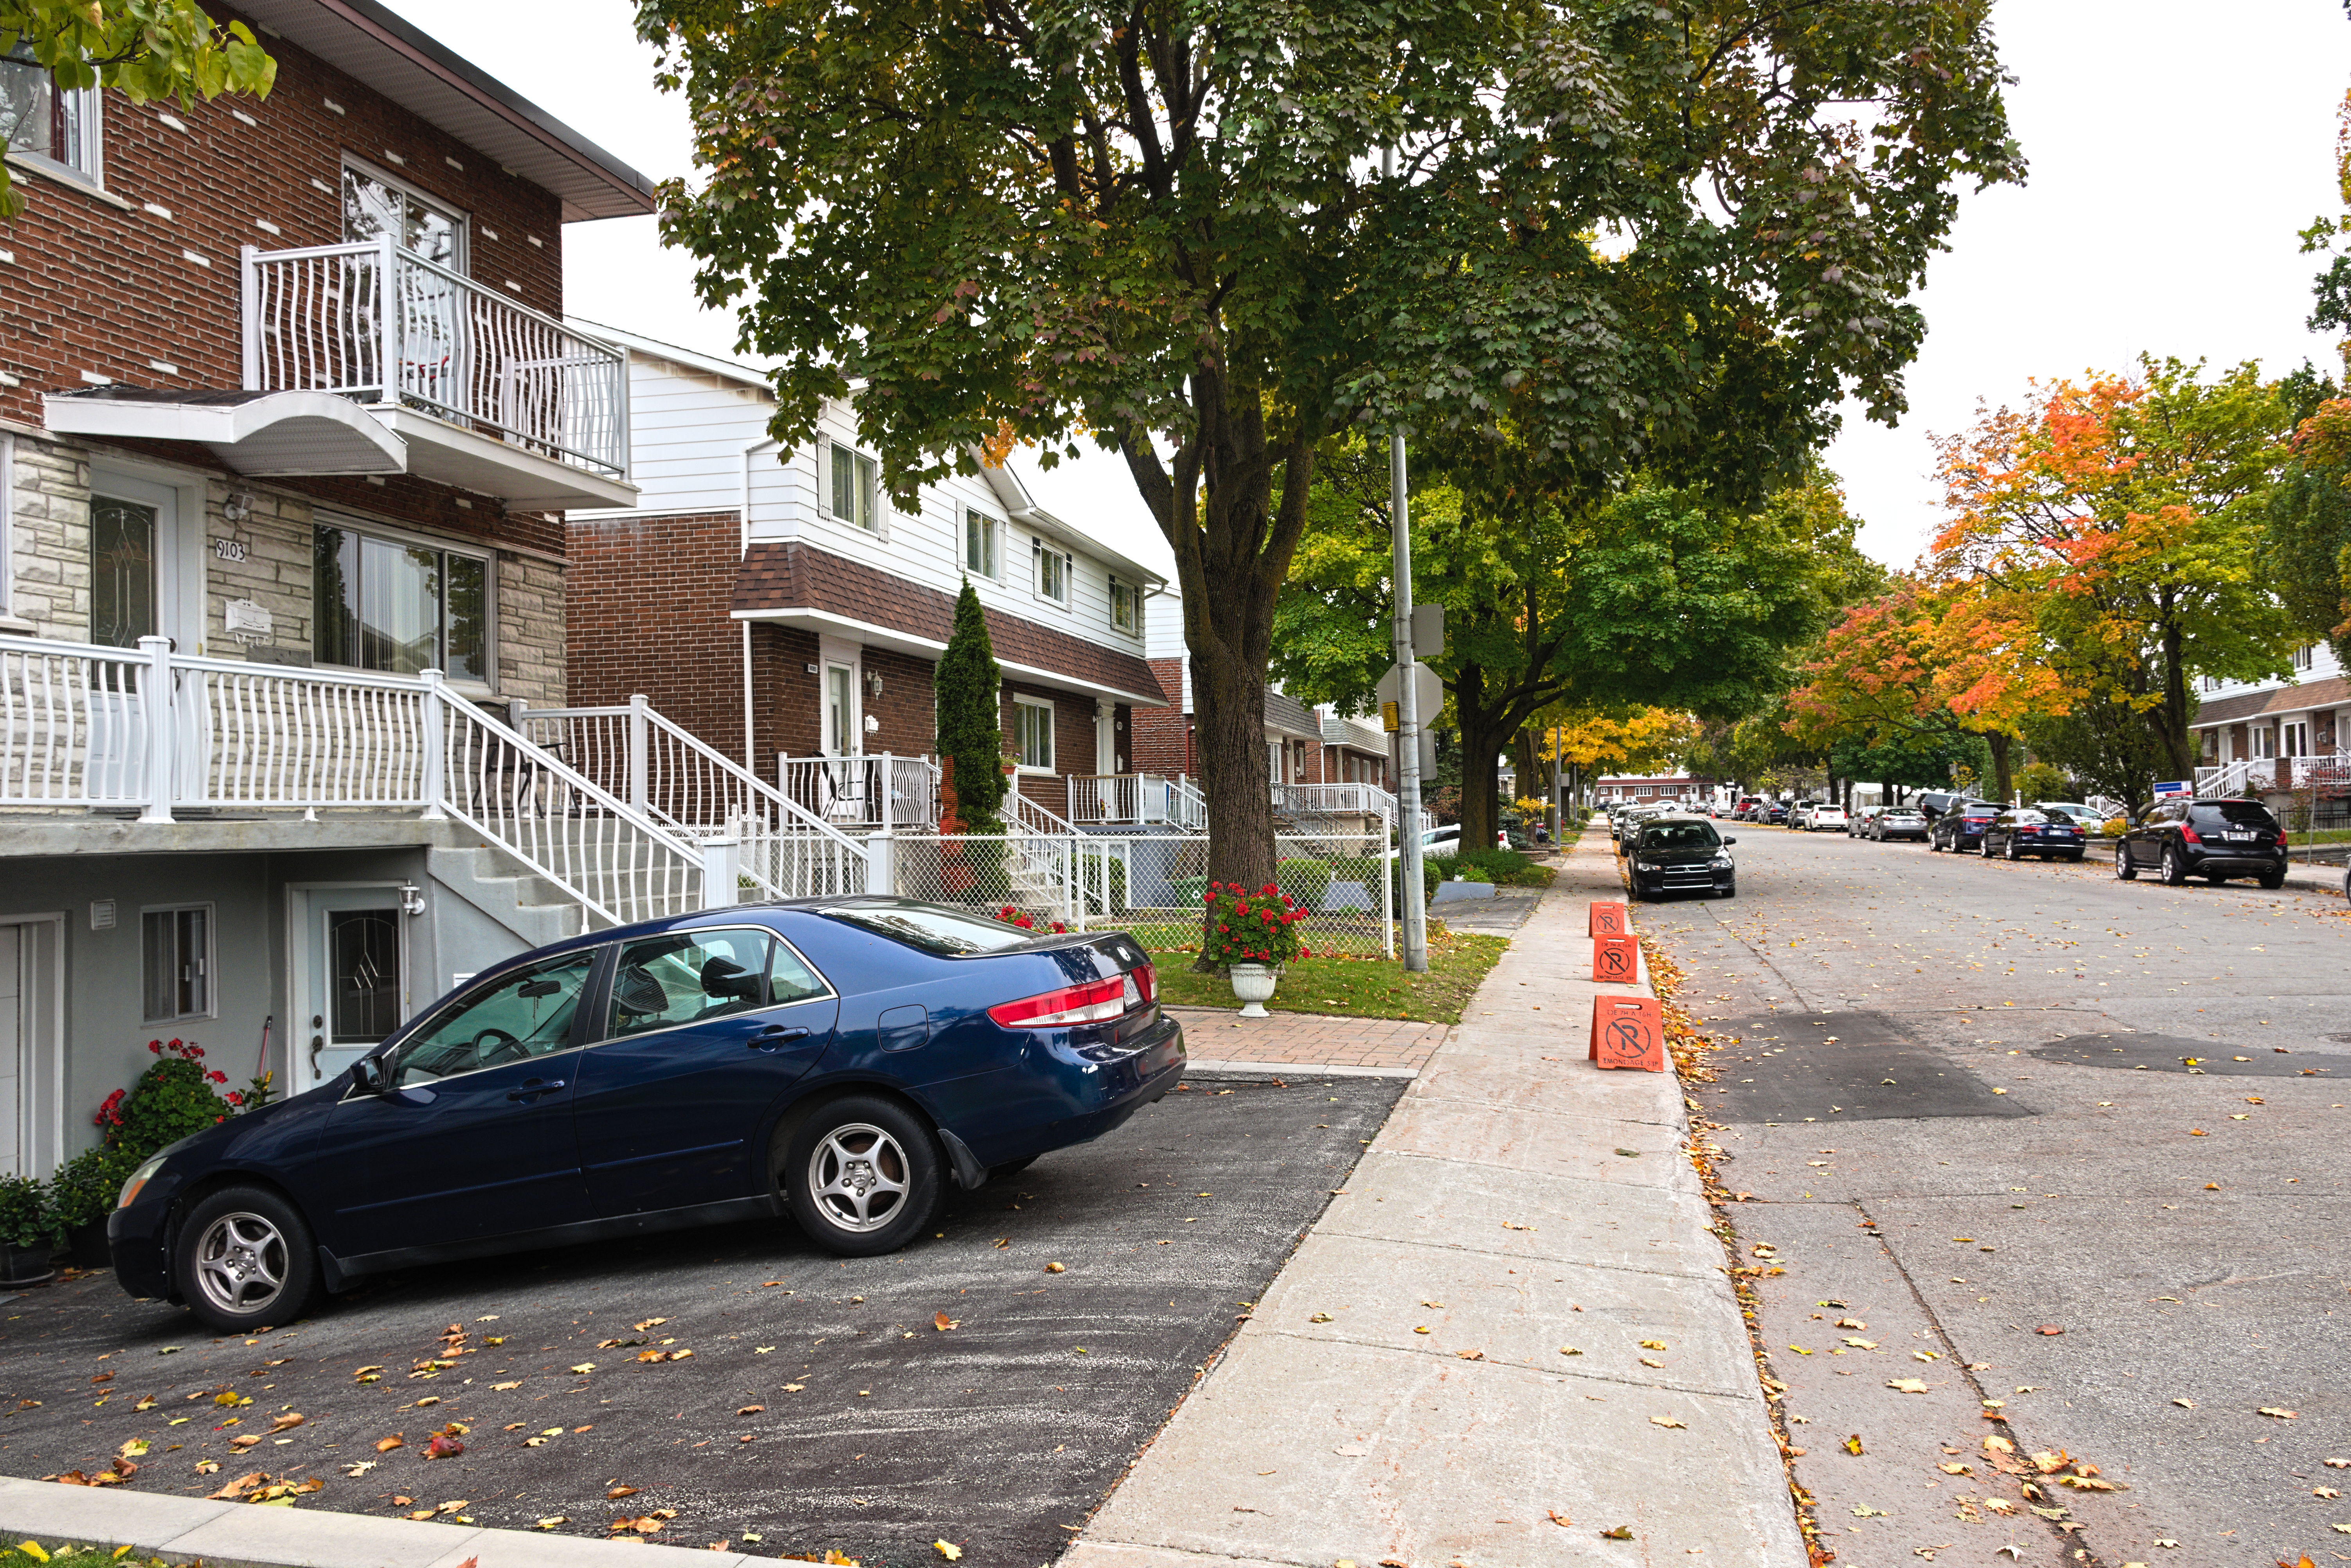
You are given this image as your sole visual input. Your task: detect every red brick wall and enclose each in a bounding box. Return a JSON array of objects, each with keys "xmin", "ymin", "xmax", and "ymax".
[
  {"xmin": 862, "ymin": 646, "xmax": 937, "ymax": 757},
  {"xmin": 749, "ymin": 623, "xmax": 823, "ymax": 764},
  {"xmin": 1130, "ymin": 655, "xmax": 1194, "ymax": 775},
  {"xmin": 566, "ymin": 511, "xmax": 745, "ymax": 753},
  {"xmin": 0, "ymin": 4, "xmax": 564, "ymax": 427}
]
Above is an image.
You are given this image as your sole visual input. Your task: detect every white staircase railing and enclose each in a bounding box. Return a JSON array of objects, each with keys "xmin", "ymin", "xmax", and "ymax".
[
  {"xmin": 0, "ymin": 635, "xmax": 779, "ymax": 926},
  {"xmin": 1067, "ymin": 772, "xmax": 1206, "ymax": 830},
  {"xmin": 517, "ymin": 697, "xmax": 871, "ymax": 901}
]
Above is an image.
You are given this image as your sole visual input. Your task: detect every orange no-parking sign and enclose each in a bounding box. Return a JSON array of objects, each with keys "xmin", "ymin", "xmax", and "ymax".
[
  {"xmin": 1591, "ymin": 933, "xmax": 1640, "ymax": 985},
  {"xmin": 1588, "ymin": 996, "xmax": 1665, "ymax": 1072},
  {"xmin": 1589, "ymin": 900, "xmax": 1628, "ymax": 936}
]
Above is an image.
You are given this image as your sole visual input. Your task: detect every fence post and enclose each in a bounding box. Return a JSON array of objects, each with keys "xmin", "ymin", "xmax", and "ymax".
[
  {"xmin": 702, "ymin": 817, "xmax": 741, "ymax": 911},
  {"xmin": 864, "ymin": 831, "xmax": 895, "ymax": 896},
  {"xmin": 137, "ymin": 636, "xmax": 175, "ymax": 824},
  {"xmin": 419, "ymin": 669, "xmax": 447, "ymax": 820},
  {"xmin": 627, "ymin": 693, "xmax": 650, "ymax": 814}
]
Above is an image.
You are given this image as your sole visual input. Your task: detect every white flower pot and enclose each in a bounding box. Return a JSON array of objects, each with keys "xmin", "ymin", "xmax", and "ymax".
[{"xmin": 1228, "ymin": 962, "xmax": 1278, "ymax": 1018}]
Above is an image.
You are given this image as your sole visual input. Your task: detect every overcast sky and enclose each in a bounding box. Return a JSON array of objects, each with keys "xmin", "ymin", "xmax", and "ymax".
[{"xmin": 383, "ymin": 0, "xmax": 2351, "ymax": 575}]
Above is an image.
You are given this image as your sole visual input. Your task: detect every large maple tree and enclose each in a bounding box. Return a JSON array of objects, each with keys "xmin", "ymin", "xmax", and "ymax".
[{"xmin": 639, "ymin": 0, "xmax": 2020, "ymax": 894}]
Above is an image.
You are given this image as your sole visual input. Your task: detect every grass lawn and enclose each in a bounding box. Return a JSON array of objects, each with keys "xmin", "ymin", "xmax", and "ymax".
[
  {"xmin": 1148, "ymin": 929, "xmax": 1510, "ymax": 1024},
  {"xmin": 0, "ymin": 1547, "xmax": 153, "ymax": 1568}
]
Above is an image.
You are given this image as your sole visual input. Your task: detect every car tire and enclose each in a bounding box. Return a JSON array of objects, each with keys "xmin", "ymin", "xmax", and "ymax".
[
  {"xmin": 783, "ymin": 1094, "xmax": 945, "ymax": 1257},
  {"xmin": 2260, "ymin": 870, "xmax": 2286, "ymax": 891},
  {"xmin": 2160, "ymin": 846, "xmax": 2187, "ymax": 887},
  {"xmin": 2114, "ymin": 846, "xmax": 2137, "ymax": 880},
  {"xmin": 171, "ymin": 1185, "xmax": 322, "ymax": 1335},
  {"xmin": 2004, "ymin": 838, "xmax": 2020, "ymax": 861},
  {"xmin": 2065, "ymin": 852, "xmax": 2084, "ymax": 863}
]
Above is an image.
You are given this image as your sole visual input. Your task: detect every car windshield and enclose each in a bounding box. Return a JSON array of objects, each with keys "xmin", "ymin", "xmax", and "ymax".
[
  {"xmin": 390, "ymin": 950, "xmax": 596, "ymax": 1087},
  {"xmin": 2189, "ymin": 802, "xmax": 2281, "ymax": 830},
  {"xmin": 1637, "ymin": 821, "xmax": 1721, "ymax": 851},
  {"xmin": 1885, "ymin": 810, "xmax": 1922, "ymax": 819},
  {"xmin": 2007, "ymin": 811, "xmax": 2047, "ymax": 824},
  {"xmin": 824, "ymin": 902, "xmax": 1041, "ymax": 955}
]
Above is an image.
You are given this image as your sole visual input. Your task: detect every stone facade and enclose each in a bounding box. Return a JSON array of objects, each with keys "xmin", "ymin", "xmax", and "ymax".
[{"xmin": 1, "ymin": 426, "xmax": 564, "ymax": 697}]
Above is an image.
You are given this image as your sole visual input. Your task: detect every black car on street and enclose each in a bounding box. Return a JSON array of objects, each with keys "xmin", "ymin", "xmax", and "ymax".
[
  {"xmin": 1926, "ymin": 801, "xmax": 1998, "ymax": 852},
  {"xmin": 1626, "ymin": 816, "xmax": 1737, "ymax": 900},
  {"xmin": 1982, "ymin": 808, "xmax": 2085, "ymax": 861},
  {"xmin": 2115, "ymin": 798, "xmax": 2287, "ymax": 888}
]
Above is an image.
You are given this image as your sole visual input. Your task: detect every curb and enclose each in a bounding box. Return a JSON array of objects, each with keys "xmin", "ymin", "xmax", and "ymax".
[
  {"xmin": 1179, "ymin": 1059, "xmax": 1421, "ymax": 1080},
  {"xmin": 0, "ymin": 1474, "xmax": 757, "ymax": 1568}
]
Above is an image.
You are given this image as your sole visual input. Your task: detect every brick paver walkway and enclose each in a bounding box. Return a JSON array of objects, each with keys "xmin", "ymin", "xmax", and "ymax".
[{"xmin": 1166, "ymin": 1006, "xmax": 1449, "ymax": 1074}]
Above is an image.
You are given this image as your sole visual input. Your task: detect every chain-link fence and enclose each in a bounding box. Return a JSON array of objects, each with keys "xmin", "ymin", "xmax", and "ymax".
[{"xmin": 882, "ymin": 831, "xmax": 1398, "ymax": 956}]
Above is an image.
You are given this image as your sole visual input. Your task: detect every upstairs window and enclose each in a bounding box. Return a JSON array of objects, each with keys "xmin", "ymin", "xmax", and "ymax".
[
  {"xmin": 831, "ymin": 445, "xmax": 878, "ymax": 530},
  {"xmin": 965, "ymin": 509, "xmax": 999, "ymax": 578},
  {"xmin": 0, "ymin": 44, "xmax": 101, "ymax": 186},
  {"xmin": 1109, "ymin": 576, "xmax": 1140, "ymax": 634},
  {"xmin": 2295, "ymin": 644, "xmax": 2316, "ymax": 672},
  {"xmin": 314, "ymin": 523, "xmax": 490, "ymax": 682},
  {"xmin": 1036, "ymin": 545, "xmax": 1070, "ymax": 605},
  {"xmin": 341, "ymin": 158, "xmax": 467, "ymax": 272}
]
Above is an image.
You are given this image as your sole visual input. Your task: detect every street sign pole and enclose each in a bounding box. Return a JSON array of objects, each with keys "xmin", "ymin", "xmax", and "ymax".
[{"xmin": 1390, "ymin": 140, "xmax": 1429, "ymax": 974}]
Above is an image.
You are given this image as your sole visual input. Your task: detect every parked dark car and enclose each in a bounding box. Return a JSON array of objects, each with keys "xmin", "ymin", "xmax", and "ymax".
[
  {"xmin": 1982, "ymin": 808, "xmax": 2085, "ymax": 862},
  {"xmin": 2115, "ymin": 798, "xmax": 2287, "ymax": 888},
  {"xmin": 110, "ymin": 899, "xmax": 1185, "ymax": 1332},
  {"xmin": 1927, "ymin": 801, "xmax": 1998, "ymax": 852},
  {"xmin": 1869, "ymin": 808, "xmax": 1930, "ymax": 842},
  {"xmin": 1764, "ymin": 803, "xmax": 1789, "ymax": 824},
  {"xmin": 1627, "ymin": 816, "xmax": 1737, "ymax": 900}
]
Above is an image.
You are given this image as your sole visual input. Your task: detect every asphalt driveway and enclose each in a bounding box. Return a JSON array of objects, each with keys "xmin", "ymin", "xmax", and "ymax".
[{"xmin": 0, "ymin": 1072, "xmax": 1404, "ymax": 1568}]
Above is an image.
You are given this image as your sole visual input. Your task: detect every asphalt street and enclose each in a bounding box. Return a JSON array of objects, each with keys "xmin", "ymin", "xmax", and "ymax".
[
  {"xmin": 1641, "ymin": 823, "xmax": 2351, "ymax": 1568},
  {"xmin": 0, "ymin": 1072, "xmax": 1402, "ymax": 1568}
]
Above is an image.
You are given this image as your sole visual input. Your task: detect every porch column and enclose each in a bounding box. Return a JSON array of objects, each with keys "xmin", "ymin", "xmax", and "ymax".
[{"xmin": 137, "ymin": 635, "xmax": 175, "ymax": 824}]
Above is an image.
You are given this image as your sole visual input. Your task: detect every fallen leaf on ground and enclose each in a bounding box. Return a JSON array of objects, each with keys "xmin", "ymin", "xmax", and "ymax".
[
  {"xmin": 1887, "ymin": 1379, "xmax": 1930, "ymax": 1394},
  {"xmin": 1548, "ymin": 1510, "xmax": 1573, "ymax": 1526},
  {"xmin": 1600, "ymin": 1526, "xmax": 1633, "ymax": 1540},
  {"xmin": 569, "ymin": 1364, "xmax": 595, "ymax": 1375},
  {"xmin": 1649, "ymin": 1415, "xmax": 1685, "ymax": 1429},
  {"xmin": 1843, "ymin": 1337, "xmax": 1877, "ymax": 1349},
  {"xmin": 535, "ymin": 1518, "xmax": 568, "ymax": 1530},
  {"xmin": 608, "ymin": 1486, "xmax": 639, "ymax": 1500},
  {"xmin": 269, "ymin": 1412, "xmax": 304, "ymax": 1432},
  {"xmin": 2260, "ymin": 1408, "xmax": 2299, "ymax": 1420},
  {"xmin": 737, "ymin": 1405, "xmax": 764, "ymax": 1416},
  {"xmin": 1044, "ymin": 1262, "xmax": 1065, "ymax": 1273},
  {"xmin": 1937, "ymin": 1462, "xmax": 1971, "ymax": 1475},
  {"xmin": 1843, "ymin": 1435, "xmax": 1864, "ymax": 1456},
  {"xmin": 933, "ymin": 1545, "xmax": 963, "ymax": 1562},
  {"xmin": 934, "ymin": 1313, "xmax": 958, "ymax": 1331}
]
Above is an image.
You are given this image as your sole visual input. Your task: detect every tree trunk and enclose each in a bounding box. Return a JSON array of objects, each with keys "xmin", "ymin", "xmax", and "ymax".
[
  {"xmin": 1453, "ymin": 666, "xmax": 1510, "ymax": 854},
  {"xmin": 2154, "ymin": 620, "xmax": 2197, "ymax": 779},
  {"xmin": 1987, "ymin": 732, "xmax": 2013, "ymax": 804},
  {"xmin": 1107, "ymin": 388, "xmax": 1321, "ymax": 972}
]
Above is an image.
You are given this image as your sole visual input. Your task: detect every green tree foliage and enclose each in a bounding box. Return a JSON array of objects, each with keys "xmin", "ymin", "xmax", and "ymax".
[
  {"xmin": 1277, "ymin": 462, "xmax": 1864, "ymax": 845},
  {"xmin": 1828, "ymin": 727, "xmax": 1983, "ymax": 799},
  {"xmin": 639, "ymin": 0, "xmax": 2021, "ymax": 890},
  {"xmin": 934, "ymin": 581, "xmax": 1007, "ymax": 834},
  {"xmin": 2020, "ymin": 703, "xmax": 2174, "ymax": 818},
  {"xmin": 0, "ymin": 1, "xmax": 275, "ymax": 217}
]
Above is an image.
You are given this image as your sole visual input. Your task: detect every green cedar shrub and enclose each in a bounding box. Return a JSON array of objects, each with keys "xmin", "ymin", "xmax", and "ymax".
[{"xmin": 936, "ymin": 579, "xmax": 1008, "ymax": 835}]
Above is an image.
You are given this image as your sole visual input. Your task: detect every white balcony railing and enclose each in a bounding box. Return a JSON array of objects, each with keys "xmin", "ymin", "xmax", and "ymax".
[
  {"xmin": 2198, "ymin": 755, "xmax": 2351, "ymax": 797},
  {"xmin": 242, "ymin": 237, "xmax": 628, "ymax": 482},
  {"xmin": 0, "ymin": 635, "xmax": 872, "ymax": 924},
  {"xmin": 1067, "ymin": 772, "xmax": 1206, "ymax": 829}
]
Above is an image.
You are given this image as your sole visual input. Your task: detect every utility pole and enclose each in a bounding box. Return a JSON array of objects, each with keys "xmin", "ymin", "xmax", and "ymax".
[{"xmin": 1388, "ymin": 149, "xmax": 1429, "ymax": 973}]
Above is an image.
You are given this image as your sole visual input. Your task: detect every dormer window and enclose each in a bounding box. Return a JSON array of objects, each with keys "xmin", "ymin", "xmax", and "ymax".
[
  {"xmin": 341, "ymin": 157, "xmax": 468, "ymax": 272},
  {"xmin": 0, "ymin": 43, "xmax": 101, "ymax": 186}
]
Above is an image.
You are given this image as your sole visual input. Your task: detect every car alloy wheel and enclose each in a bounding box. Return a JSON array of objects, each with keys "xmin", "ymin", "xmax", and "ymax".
[
  {"xmin": 807, "ymin": 1122, "xmax": 914, "ymax": 1234},
  {"xmin": 784, "ymin": 1094, "xmax": 943, "ymax": 1256},
  {"xmin": 2004, "ymin": 838, "xmax": 2020, "ymax": 861},
  {"xmin": 2161, "ymin": 846, "xmax": 2187, "ymax": 886},
  {"xmin": 170, "ymin": 1185, "xmax": 321, "ymax": 1334},
  {"xmin": 193, "ymin": 1211, "xmax": 288, "ymax": 1317},
  {"xmin": 2114, "ymin": 845, "xmax": 2137, "ymax": 880}
]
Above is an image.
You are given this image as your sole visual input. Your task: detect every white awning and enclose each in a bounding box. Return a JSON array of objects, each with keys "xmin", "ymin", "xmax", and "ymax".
[{"xmin": 43, "ymin": 389, "xmax": 407, "ymax": 477}]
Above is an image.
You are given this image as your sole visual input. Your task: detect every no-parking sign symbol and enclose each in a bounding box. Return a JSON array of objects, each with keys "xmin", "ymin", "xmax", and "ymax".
[{"xmin": 1588, "ymin": 996, "xmax": 1665, "ymax": 1073}]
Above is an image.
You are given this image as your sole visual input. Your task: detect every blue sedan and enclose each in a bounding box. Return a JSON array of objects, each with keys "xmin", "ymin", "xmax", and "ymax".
[{"xmin": 109, "ymin": 899, "xmax": 1184, "ymax": 1333}]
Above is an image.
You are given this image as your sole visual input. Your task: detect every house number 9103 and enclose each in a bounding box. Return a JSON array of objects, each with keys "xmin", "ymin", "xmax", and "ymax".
[{"xmin": 213, "ymin": 537, "xmax": 247, "ymax": 562}]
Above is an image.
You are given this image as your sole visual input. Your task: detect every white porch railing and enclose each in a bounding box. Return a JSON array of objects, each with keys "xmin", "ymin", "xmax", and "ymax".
[
  {"xmin": 2197, "ymin": 755, "xmax": 2351, "ymax": 797},
  {"xmin": 0, "ymin": 635, "xmax": 762, "ymax": 928},
  {"xmin": 519, "ymin": 699, "xmax": 871, "ymax": 901},
  {"xmin": 1067, "ymin": 772, "xmax": 1207, "ymax": 830},
  {"xmin": 777, "ymin": 753, "xmax": 940, "ymax": 831},
  {"xmin": 241, "ymin": 237, "xmax": 628, "ymax": 482}
]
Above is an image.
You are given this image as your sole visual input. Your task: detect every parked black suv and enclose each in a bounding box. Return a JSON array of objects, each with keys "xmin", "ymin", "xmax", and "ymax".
[
  {"xmin": 2115, "ymin": 798, "xmax": 2287, "ymax": 888},
  {"xmin": 1626, "ymin": 816, "xmax": 1737, "ymax": 900},
  {"xmin": 1982, "ymin": 807, "xmax": 2085, "ymax": 862},
  {"xmin": 1927, "ymin": 801, "xmax": 1998, "ymax": 852}
]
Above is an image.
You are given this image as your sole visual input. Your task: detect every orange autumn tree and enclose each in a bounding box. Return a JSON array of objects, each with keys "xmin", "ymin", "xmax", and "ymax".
[
  {"xmin": 1785, "ymin": 581, "xmax": 2046, "ymax": 799},
  {"xmin": 1928, "ymin": 359, "xmax": 2297, "ymax": 779}
]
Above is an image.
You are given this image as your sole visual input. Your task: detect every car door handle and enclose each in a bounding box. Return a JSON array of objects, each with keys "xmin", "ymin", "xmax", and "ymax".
[
  {"xmin": 505, "ymin": 1078, "xmax": 566, "ymax": 1102},
  {"xmin": 749, "ymin": 1026, "xmax": 811, "ymax": 1050}
]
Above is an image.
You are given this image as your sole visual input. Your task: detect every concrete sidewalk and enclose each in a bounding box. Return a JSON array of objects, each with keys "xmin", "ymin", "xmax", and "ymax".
[{"xmin": 1065, "ymin": 835, "xmax": 1802, "ymax": 1568}]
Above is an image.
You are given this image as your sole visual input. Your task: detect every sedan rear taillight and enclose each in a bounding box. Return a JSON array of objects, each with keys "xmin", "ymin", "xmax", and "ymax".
[
  {"xmin": 988, "ymin": 976, "xmax": 1129, "ymax": 1028},
  {"xmin": 2180, "ymin": 824, "xmax": 2203, "ymax": 846},
  {"xmin": 1132, "ymin": 961, "xmax": 1156, "ymax": 1003}
]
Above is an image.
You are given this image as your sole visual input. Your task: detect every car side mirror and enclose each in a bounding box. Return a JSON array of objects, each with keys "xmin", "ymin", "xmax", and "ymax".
[
  {"xmin": 1722, "ymin": 837, "xmax": 1737, "ymax": 846},
  {"xmin": 350, "ymin": 1055, "xmax": 388, "ymax": 1096}
]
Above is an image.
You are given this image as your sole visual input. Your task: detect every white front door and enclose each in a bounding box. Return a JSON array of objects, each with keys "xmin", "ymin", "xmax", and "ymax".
[
  {"xmin": 1096, "ymin": 705, "xmax": 1115, "ymax": 775},
  {"xmin": 295, "ymin": 888, "xmax": 409, "ymax": 1090},
  {"xmin": 88, "ymin": 473, "xmax": 185, "ymax": 650},
  {"xmin": 0, "ymin": 916, "xmax": 61, "ymax": 1178}
]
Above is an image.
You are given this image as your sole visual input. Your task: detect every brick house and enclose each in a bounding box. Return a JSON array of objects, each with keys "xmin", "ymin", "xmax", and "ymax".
[
  {"xmin": 2187, "ymin": 644, "xmax": 2351, "ymax": 804},
  {"xmin": 560, "ymin": 325, "xmax": 1171, "ymax": 833},
  {"xmin": 0, "ymin": 0, "xmax": 672, "ymax": 1167}
]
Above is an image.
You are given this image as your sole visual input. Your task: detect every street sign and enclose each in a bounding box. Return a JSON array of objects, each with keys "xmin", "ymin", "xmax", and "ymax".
[
  {"xmin": 1375, "ymin": 660, "xmax": 1442, "ymax": 719},
  {"xmin": 2153, "ymin": 779, "xmax": 2191, "ymax": 799},
  {"xmin": 1411, "ymin": 603, "xmax": 1445, "ymax": 660}
]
